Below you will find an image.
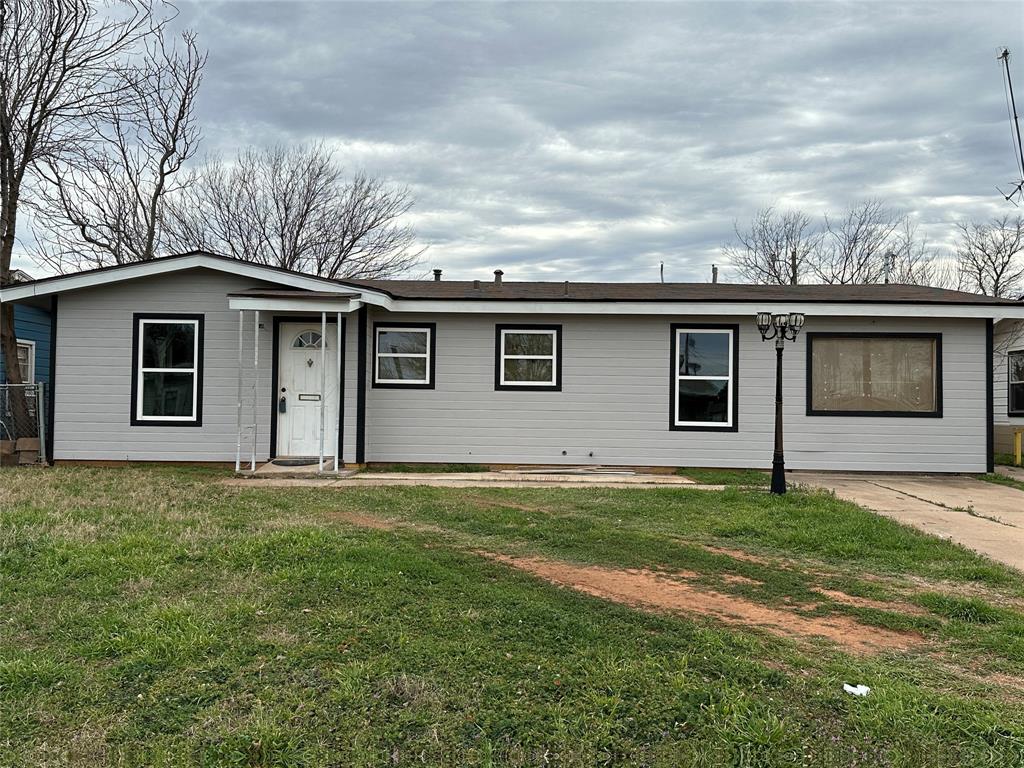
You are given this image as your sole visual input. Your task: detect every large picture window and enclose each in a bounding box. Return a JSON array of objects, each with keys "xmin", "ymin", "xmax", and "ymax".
[
  {"xmin": 1010, "ymin": 350, "xmax": 1024, "ymax": 416},
  {"xmin": 670, "ymin": 325, "xmax": 737, "ymax": 430},
  {"xmin": 373, "ymin": 323, "xmax": 435, "ymax": 388},
  {"xmin": 495, "ymin": 325, "xmax": 561, "ymax": 391},
  {"xmin": 807, "ymin": 333, "xmax": 941, "ymax": 417},
  {"xmin": 131, "ymin": 314, "xmax": 204, "ymax": 426}
]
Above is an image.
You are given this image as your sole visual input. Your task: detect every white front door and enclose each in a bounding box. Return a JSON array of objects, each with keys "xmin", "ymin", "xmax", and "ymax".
[{"xmin": 277, "ymin": 322, "xmax": 340, "ymax": 457}]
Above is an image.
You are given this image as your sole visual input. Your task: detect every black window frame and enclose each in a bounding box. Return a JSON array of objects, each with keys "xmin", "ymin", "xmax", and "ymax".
[
  {"xmin": 494, "ymin": 324, "xmax": 563, "ymax": 392},
  {"xmin": 668, "ymin": 323, "xmax": 739, "ymax": 432},
  {"xmin": 130, "ymin": 312, "xmax": 205, "ymax": 427},
  {"xmin": 372, "ymin": 322, "xmax": 436, "ymax": 390},
  {"xmin": 805, "ymin": 331, "xmax": 943, "ymax": 418},
  {"xmin": 1009, "ymin": 349, "xmax": 1024, "ymax": 417}
]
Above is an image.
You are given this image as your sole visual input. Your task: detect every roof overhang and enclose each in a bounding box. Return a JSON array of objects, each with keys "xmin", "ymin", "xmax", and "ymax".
[
  {"xmin": 0, "ymin": 252, "xmax": 392, "ymax": 307},
  {"xmin": 379, "ymin": 298, "xmax": 1024, "ymax": 321},
  {"xmin": 227, "ymin": 295, "xmax": 363, "ymax": 313}
]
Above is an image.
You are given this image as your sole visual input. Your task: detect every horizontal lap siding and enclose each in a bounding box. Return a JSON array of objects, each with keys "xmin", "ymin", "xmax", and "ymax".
[
  {"xmin": 994, "ymin": 319, "xmax": 1024, "ymax": 453},
  {"xmin": 54, "ymin": 270, "xmax": 276, "ymax": 462},
  {"xmin": 365, "ymin": 312, "xmax": 988, "ymax": 472},
  {"xmin": 0, "ymin": 304, "xmax": 51, "ymax": 384}
]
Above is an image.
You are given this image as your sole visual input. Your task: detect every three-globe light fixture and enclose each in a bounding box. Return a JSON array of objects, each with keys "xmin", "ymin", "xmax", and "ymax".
[{"xmin": 754, "ymin": 312, "xmax": 806, "ymax": 495}]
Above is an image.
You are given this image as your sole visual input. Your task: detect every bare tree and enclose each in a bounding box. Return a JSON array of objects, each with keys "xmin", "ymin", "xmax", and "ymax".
[
  {"xmin": 165, "ymin": 143, "xmax": 423, "ymax": 279},
  {"xmin": 721, "ymin": 206, "xmax": 819, "ymax": 285},
  {"xmin": 1, "ymin": 0, "xmax": 160, "ymax": 400},
  {"xmin": 886, "ymin": 218, "xmax": 956, "ymax": 288},
  {"xmin": 811, "ymin": 199, "xmax": 905, "ymax": 285},
  {"xmin": 955, "ymin": 215, "xmax": 1024, "ymax": 298},
  {"xmin": 31, "ymin": 29, "xmax": 205, "ymax": 271}
]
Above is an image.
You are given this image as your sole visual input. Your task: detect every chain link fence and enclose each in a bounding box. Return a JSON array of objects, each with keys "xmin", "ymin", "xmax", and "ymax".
[{"xmin": 0, "ymin": 384, "xmax": 47, "ymax": 465}]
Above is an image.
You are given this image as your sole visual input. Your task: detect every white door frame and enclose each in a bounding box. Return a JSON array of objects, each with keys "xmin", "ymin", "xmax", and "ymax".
[{"xmin": 272, "ymin": 315, "xmax": 345, "ymax": 465}]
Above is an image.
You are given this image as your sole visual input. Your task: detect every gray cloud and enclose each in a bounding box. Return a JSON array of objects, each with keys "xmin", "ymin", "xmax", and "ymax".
[{"xmin": 14, "ymin": 0, "xmax": 1023, "ymax": 281}]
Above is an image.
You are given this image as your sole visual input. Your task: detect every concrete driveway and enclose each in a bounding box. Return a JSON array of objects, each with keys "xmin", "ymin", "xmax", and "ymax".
[{"xmin": 793, "ymin": 471, "xmax": 1024, "ymax": 570}]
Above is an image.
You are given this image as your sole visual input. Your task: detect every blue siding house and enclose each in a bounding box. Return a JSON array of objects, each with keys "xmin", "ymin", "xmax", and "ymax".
[{"xmin": 0, "ymin": 304, "xmax": 51, "ymax": 384}]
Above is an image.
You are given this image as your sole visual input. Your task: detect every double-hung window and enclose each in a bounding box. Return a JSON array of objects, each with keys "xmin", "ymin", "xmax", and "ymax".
[
  {"xmin": 495, "ymin": 325, "xmax": 561, "ymax": 391},
  {"xmin": 670, "ymin": 325, "xmax": 737, "ymax": 430},
  {"xmin": 373, "ymin": 324, "xmax": 435, "ymax": 388},
  {"xmin": 1010, "ymin": 350, "xmax": 1024, "ymax": 416},
  {"xmin": 131, "ymin": 314, "xmax": 204, "ymax": 426},
  {"xmin": 807, "ymin": 333, "xmax": 941, "ymax": 417},
  {"xmin": 15, "ymin": 340, "xmax": 35, "ymax": 383}
]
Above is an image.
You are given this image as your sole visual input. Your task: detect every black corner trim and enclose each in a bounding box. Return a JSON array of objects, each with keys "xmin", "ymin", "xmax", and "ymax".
[
  {"xmin": 987, "ymin": 320, "xmax": 995, "ymax": 473},
  {"xmin": 268, "ymin": 315, "xmax": 345, "ymax": 461},
  {"xmin": 371, "ymin": 321, "xmax": 437, "ymax": 389},
  {"xmin": 46, "ymin": 295, "xmax": 57, "ymax": 463},
  {"xmin": 668, "ymin": 323, "xmax": 740, "ymax": 433},
  {"xmin": 804, "ymin": 331, "xmax": 943, "ymax": 418},
  {"xmin": 129, "ymin": 313, "xmax": 205, "ymax": 427},
  {"xmin": 494, "ymin": 323, "xmax": 563, "ymax": 392},
  {"xmin": 356, "ymin": 306, "xmax": 368, "ymax": 463}
]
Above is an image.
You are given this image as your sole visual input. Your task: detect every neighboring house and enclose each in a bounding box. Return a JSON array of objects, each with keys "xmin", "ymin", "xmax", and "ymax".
[
  {"xmin": 2, "ymin": 250, "xmax": 1023, "ymax": 472},
  {"xmin": 994, "ymin": 315, "xmax": 1024, "ymax": 456},
  {"xmin": 0, "ymin": 269, "xmax": 51, "ymax": 386}
]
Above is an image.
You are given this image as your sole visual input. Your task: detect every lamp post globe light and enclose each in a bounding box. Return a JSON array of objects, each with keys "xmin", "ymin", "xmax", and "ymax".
[{"xmin": 755, "ymin": 311, "xmax": 806, "ymax": 495}]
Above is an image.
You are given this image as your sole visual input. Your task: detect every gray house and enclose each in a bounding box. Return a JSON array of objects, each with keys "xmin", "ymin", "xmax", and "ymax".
[{"xmin": 3, "ymin": 251, "xmax": 1023, "ymax": 473}]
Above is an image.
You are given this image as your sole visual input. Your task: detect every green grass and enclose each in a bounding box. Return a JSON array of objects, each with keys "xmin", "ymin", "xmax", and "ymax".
[
  {"xmin": 362, "ymin": 462, "xmax": 490, "ymax": 473},
  {"xmin": 676, "ymin": 467, "xmax": 770, "ymax": 486},
  {"xmin": 994, "ymin": 452, "xmax": 1021, "ymax": 467},
  {"xmin": 979, "ymin": 472, "xmax": 1024, "ymax": 494},
  {"xmin": 2, "ymin": 467, "xmax": 1024, "ymax": 767}
]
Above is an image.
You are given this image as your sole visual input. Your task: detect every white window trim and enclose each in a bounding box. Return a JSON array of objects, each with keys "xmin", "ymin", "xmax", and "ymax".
[
  {"xmin": 374, "ymin": 326, "xmax": 432, "ymax": 385},
  {"xmin": 674, "ymin": 327, "xmax": 734, "ymax": 428},
  {"xmin": 15, "ymin": 339, "xmax": 35, "ymax": 383},
  {"xmin": 136, "ymin": 318, "xmax": 200, "ymax": 422},
  {"xmin": 499, "ymin": 329, "xmax": 558, "ymax": 387},
  {"xmin": 1011, "ymin": 350, "xmax": 1024, "ymax": 415}
]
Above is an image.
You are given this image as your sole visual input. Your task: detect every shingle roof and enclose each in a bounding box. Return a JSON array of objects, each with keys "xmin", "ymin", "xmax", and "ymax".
[{"xmin": 342, "ymin": 278, "xmax": 1023, "ymax": 305}]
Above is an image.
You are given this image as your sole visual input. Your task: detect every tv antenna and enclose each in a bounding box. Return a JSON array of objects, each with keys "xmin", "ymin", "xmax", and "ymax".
[{"xmin": 997, "ymin": 48, "xmax": 1024, "ymax": 205}]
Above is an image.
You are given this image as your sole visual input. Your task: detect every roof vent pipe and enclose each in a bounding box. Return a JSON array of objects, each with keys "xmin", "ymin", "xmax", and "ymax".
[
  {"xmin": 433, "ymin": 268, "xmax": 442, "ymax": 281},
  {"xmin": 494, "ymin": 269, "xmax": 503, "ymax": 286},
  {"xmin": 473, "ymin": 279, "xmax": 480, "ymax": 290}
]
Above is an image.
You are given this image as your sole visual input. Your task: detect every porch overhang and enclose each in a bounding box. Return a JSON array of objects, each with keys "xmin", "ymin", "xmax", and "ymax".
[{"xmin": 226, "ymin": 289, "xmax": 362, "ymax": 314}]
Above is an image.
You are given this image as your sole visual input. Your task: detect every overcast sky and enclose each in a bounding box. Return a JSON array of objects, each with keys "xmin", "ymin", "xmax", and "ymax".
[{"xmin": 16, "ymin": 0, "xmax": 1024, "ymax": 281}]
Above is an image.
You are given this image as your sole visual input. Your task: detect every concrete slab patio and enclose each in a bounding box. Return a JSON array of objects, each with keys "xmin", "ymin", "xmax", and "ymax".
[{"xmin": 793, "ymin": 472, "xmax": 1024, "ymax": 570}]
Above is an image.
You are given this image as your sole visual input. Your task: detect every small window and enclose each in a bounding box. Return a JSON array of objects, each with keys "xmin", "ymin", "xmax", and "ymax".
[
  {"xmin": 1010, "ymin": 351, "xmax": 1024, "ymax": 416},
  {"xmin": 807, "ymin": 333, "xmax": 941, "ymax": 417},
  {"xmin": 15, "ymin": 340, "xmax": 34, "ymax": 383},
  {"xmin": 131, "ymin": 315, "xmax": 204, "ymax": 426},
  {"xmin": 293, "ymin": 330, "xmax": 323, "ymax": 349},
  {"xmin": 373, "ymin": 324, "xmax": 435, "ymax": 388},
  {"xmin": 671, "ymin": 325, "xmax": 737, "ymax": 430},
  {"xmin": 495, "ymin": 325, "xmax": 561, "ymax": 391}
]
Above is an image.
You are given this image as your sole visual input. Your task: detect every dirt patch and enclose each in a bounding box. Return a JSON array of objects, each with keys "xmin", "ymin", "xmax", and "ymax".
[
  {"xmin": 486, "ymin": 553, "xmax": 923, "ymax": 655},
  {"xmin": 813, "ymin": 588, "xmax": 929, "ymax": 616},
  {"xmin": 703, "ymin": 545, "xmax": 775, "ymax": 566}
]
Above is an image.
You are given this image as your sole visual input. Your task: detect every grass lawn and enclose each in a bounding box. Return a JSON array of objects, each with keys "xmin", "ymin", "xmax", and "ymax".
[{"xmin": 3, "ymin": 467, "xmax": 1024, "ymax": 766}]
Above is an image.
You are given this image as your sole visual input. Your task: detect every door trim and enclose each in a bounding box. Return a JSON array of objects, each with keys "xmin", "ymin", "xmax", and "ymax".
[{"xmin": 270, "ymin": 315, "xmax": 346, "ymax": 460}]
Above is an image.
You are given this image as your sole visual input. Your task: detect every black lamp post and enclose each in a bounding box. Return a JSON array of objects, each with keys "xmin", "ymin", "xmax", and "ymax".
[{"xmin": 755, "ymin": 311, "xmax": 806, "ymax": 494}]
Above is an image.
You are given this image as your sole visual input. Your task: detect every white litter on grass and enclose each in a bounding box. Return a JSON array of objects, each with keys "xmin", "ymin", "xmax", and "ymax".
[{"xmin": 843, "ymin": 683, "xmax": 871, "ymax": 697}]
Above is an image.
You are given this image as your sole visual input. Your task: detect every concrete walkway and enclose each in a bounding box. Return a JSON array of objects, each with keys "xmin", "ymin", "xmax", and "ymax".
[
  {"xmin": 226, "ymin": 469, "xmax": 718, "ymax": 490},
  {"xmin": 793, "ymin": 472, "xmax": 1024, "ymax": 570}
]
